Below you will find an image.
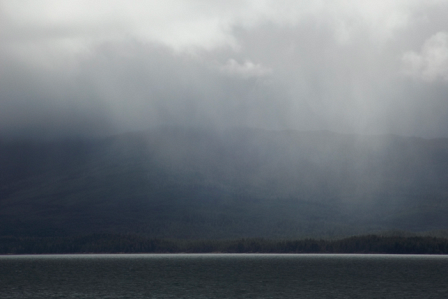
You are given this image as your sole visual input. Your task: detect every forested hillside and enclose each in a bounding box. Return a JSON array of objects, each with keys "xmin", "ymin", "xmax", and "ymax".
[
  {"xmin": 1, "ymin": 127, "xmax": 448, "ymax": 238},
  {"xmin": 2, "ymin": 234, "xmax": 448, "ymax": 254}
]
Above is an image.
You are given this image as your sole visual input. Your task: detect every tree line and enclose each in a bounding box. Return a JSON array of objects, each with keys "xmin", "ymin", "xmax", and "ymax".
[{"xmin": 1, "ymin": 234, "xmax": 448, "ymax": 254}]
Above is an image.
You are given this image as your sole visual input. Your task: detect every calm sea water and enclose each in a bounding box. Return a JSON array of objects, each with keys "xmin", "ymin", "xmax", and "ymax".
[{"xmin": 0, "ymin": 254, "xmax": 447, "ymax": 298}]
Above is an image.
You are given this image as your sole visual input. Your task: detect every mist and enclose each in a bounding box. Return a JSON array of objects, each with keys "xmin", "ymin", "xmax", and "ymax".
[{"xmin": 1, "ymin": 1, "xmax": 448, "ymax": 140}]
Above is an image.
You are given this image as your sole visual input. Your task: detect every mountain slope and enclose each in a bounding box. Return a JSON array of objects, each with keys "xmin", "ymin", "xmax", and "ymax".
[{"xmin": 1, "ymin": 127, "xmax": 448, "ymax": 238}]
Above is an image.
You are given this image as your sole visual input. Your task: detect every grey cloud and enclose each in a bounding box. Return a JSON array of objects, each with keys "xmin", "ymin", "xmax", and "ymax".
[
  {"xmin": 0, "ymin": 40, "xmax": 289, "ymax": 138},
  {"xmin": 229, "ymin": 5, "xmax": 448, "ymax": 137},
  {"xmin": 1, "ymin": 1, "xmax": 448, "ymax": 139}
]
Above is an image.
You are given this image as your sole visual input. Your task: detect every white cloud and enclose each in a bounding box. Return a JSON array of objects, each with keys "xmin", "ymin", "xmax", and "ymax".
[
  {"xmin": 219, "ymin": 59, "xmax": 271, "ymax": 78},
  {"xmin": 0, "ymin": 0, "xmax": 436, "ymax": 53},
  {"xmin": 402, "ymin": 32, "xmax": 448, "ymax": 81}
]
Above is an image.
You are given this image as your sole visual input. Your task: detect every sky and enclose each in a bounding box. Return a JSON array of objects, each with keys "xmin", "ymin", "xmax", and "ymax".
[{"xmin": 1, "ymin": 0, "xmax": 448, "ymax": 139}]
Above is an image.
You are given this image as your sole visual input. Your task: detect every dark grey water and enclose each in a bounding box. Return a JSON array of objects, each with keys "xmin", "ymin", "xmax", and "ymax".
[{"xmin": 0, "ymin": 254, "xmax": 447, "ymax": 298}]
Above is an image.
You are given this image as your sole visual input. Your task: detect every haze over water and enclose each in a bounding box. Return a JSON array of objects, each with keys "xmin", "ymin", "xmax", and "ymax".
[{"xmin": 1, "ymin": 254, "xmax": 448, "ymax": 298}]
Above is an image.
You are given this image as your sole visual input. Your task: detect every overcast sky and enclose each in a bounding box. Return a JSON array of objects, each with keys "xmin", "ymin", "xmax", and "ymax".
[{"xmin": 1, "ymin": 0, "xmax": 448, "ymax": 139}]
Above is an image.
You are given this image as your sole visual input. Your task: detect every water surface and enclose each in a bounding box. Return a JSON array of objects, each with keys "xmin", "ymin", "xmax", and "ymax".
[{"xmin": 1, "ymin": 254, "xmax": 447, "ymax": 298}]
